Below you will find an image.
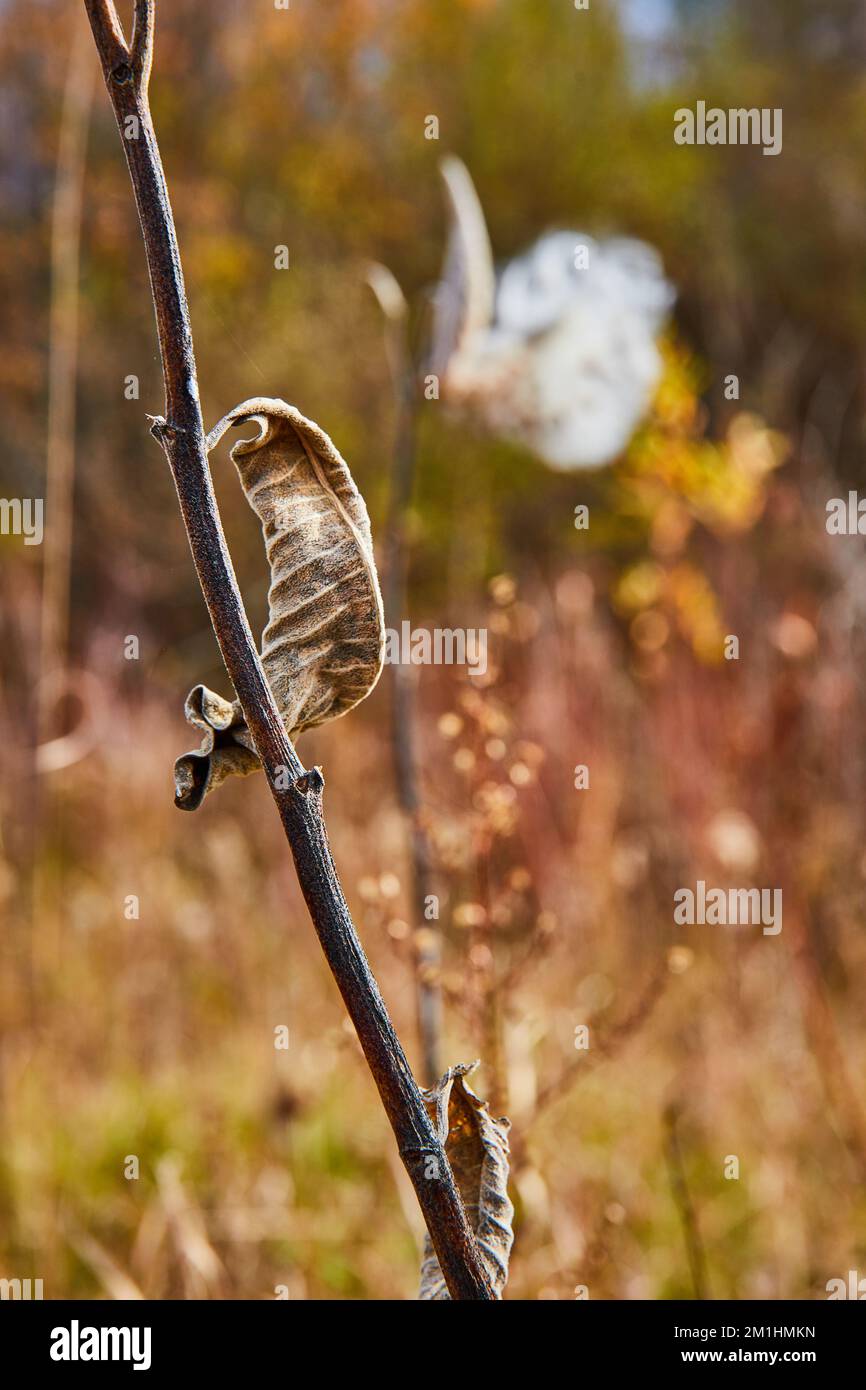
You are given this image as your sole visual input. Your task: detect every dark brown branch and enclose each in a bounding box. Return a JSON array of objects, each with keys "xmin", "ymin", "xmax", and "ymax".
[
  {"xmin": 129, "ymin": 0, "xmax": 154, "ymax": 79},
  {"xmin": 83, "ymin": 0, "xmax": 493, "ymax": 1300}
]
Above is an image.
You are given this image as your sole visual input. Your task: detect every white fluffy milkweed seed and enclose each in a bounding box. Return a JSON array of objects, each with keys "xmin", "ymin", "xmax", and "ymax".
[
  {"xmin": 431, "ymin": 156, "xmax": 675, "ymax": 470},
  {"xmin": 174, "ymin": 399, "xmax": 385, "ymax": 810}
]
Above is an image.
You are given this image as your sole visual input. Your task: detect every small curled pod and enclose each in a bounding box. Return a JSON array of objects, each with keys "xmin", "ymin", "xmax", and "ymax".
[{"xmin": 174, "ymin": 398, "xmax": 385, "ymax": 810}]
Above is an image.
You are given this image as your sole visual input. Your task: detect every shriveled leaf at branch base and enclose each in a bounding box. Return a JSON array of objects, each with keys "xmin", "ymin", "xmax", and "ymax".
[
  {"xmin": 419, "ymin": 1061, "xmax": 514, "ymax": 1300},
  {"xmin": 174, "ymin": 398, "xmax": 385, "ymax": 810},
  {"xmin": 173, "ymin": 685, "xmax": 260, "ymax": 810}
]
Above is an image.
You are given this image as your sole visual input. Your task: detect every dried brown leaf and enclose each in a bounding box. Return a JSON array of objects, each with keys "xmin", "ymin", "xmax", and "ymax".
[
  {"xmin": 419, "ymin": 1061, "xmax": 514, "ymax": 1300},
  {"xmin": 175, "ymin": 399, "xmax": 385, "ymax": 809}
]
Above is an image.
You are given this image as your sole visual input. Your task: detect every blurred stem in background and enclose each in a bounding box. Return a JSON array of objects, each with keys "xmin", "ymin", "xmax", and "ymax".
[
  {"xmin": 32, "ymin": 12, "xmax": 96, "ymax": 993},
  {"xmin": 366, "ymin": 263, "xmax": 442, "ymax": 1088},
  {"xmin": 664, "ymin": 1102, "xmax": 710, "ymax": 1302},
  {"xmin": 39, "ymin": 12, "xmax": 94, "ymax": 747}
]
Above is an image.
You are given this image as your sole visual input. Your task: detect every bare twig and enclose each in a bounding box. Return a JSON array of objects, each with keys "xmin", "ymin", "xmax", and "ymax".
[
  {"xmin": 387, "ymin": 419, "xmax": 444, "ymax": 1089},
  {"xmin": 367, "ymin": 265, "xmax": 443, "ymax": 1085},
  {"xmin": 531, "ymin": 967, "xmax": 667, "ymax": 1122},
  {"xmin": 505, "ymin": 967, "xmax": 666, "ymax": 1171},
  {"xmin": 83, "ymin": 0, "xmax": 493, "ymax": 1300}
]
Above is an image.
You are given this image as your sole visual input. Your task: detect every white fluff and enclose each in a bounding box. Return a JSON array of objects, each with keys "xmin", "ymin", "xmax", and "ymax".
[{"xmin": 434, "ymin": 160, "xmax": 675, "ymax": 470}]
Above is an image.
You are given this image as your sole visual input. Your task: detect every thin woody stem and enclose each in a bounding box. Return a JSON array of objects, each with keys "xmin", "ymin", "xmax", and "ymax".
[
  {"xmin": 83, "ymin": 0, "xmax": 493, "ymax": 1300},
  {"xmin": 380, "ymin": 315, "xmax": 442, "ymax": 1087}
]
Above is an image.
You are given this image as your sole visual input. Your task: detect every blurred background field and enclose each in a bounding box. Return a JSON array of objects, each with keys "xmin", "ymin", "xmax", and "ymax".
[{"xmin": 3, "ymin": 0, "xmax": 866, "ymax": 1299}]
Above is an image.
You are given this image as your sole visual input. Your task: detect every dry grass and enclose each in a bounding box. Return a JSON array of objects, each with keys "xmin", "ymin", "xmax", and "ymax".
[{"xmin": 3, "ymin": 525, "xmax": 866, "ymax": 1300}]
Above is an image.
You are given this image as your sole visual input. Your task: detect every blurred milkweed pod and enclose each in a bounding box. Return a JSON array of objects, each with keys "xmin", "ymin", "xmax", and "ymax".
[
  {"xmin": 431, "ymin": 156, "xmax": 675, "ymax": 470},
  {"xmin": 174, "ymin": 399, "xmax": 385, "ymax": 810}
]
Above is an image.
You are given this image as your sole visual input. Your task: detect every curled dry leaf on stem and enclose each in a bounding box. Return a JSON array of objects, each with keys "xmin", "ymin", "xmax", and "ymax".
[
  {"xmin": 419, "ymin": 1063, "xmax": 514, "ymax": 1300},
  {"xmin": 175, "ymin": 399, "xmax": 386, "ymax": 809}
]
